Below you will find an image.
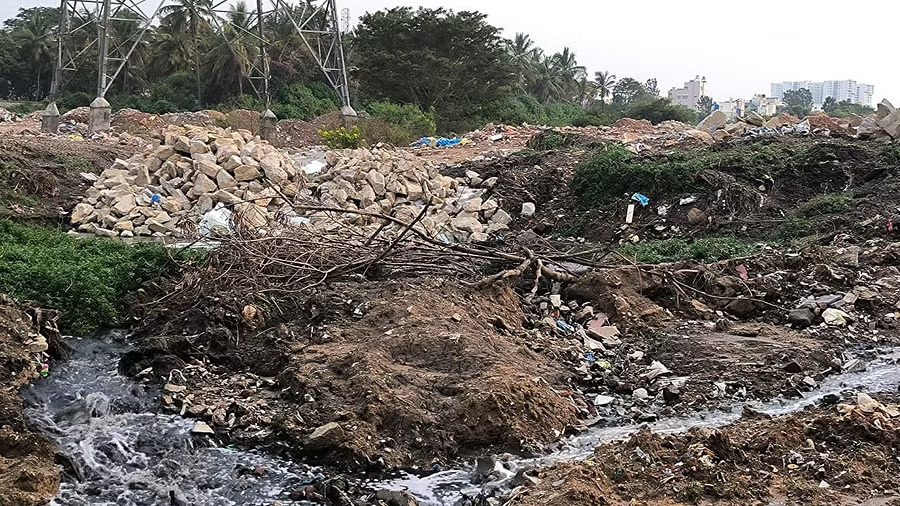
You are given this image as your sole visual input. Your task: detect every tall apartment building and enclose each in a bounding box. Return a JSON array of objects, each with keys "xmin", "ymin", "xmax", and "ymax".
[
  {"xmin": 668, "ymin": 76, "xmax": 706, "ymax": 111},
  {"xmin": 770, "ymin": 80, "xmax": 874, "ymax": 106}
]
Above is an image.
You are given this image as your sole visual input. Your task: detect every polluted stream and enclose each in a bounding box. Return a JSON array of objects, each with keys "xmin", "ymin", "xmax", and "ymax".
[{"xmin": 23, "ymin": 332, "xmax": 900, "ymax": 506}]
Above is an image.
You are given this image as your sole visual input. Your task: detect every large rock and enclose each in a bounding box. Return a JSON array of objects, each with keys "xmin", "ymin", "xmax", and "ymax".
[
  {"xmin": 192, "ymin": 173, "xmax": 218, "ymax": 195},
  {"xmin": 697, "ymin": 111, "xmax": 727, "ymax": 134},
  {"xmin": 234, "ymin": 164, "xmax": 261, "ymax": 182},
  {"xmin": 71, "ymin": 202, "xmax": 95, "ymax": 224},
  {"xmin": 788, "ymin": 307, "xmax": 816, "ymax": 328},
  {"xmin": 216, "ymin": 169, "xmax": 237, "ymax": 189},
  {"xmin": 743, "ymin": 112, "xmax": 765, "ymax": 126},
  {"xmin": 305, "ymin": 422, "xmax": 344, "ymax": 450},
  {"xmin": 260, "ymin": 154, "xmax": 288, "ymax": 182},
  {"xmin": 112, "ymin": 194, "xmax": 136, "ymax": 216},
  {"xmin": 876, "ymin": 99, "xmax": 896, "ymax": 120},
  {"xmin": 366, "ymin": 169, "xmax": 386, "ymax": 195},
  {"xmin": 876, "ymin": 109, "xmax": 900, "ymax": 139}
]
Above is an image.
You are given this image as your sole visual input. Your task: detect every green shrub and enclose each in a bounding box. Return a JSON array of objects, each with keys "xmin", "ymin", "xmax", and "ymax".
[
  {"xmin": 571, "ymin": 145, "xmax": 701, "ymax": 206},
  {"xmin": 273, "ymin": 82, "xmax": 339, "ymax": 120},
  {"xmin": 366, "ymin": 101, "xmax": 436, "ymax": 139},
  {"xmin": 319, "ymin": 125, "xmax": 363, "ymax": 149},
  {"xmin": 0, "ymin": 220, "xmax": 176, "ymax": 334},
  {"xmin": 618, "ymin": 236, "xmax": 754, "ymax": 264},
  {"xmin": 624, "ymin": 98, "xmax": 698, "ymax": 124},
  {"xmin": 56, "ymin": 91, "xmax": 92, "ymax": 112},
  {"xmin": 796, "ymin": 194, "xmax": 852, "ymax": 216}
]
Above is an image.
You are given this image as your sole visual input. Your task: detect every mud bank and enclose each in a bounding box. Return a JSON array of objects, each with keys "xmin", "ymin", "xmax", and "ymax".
[{"xmin": 0, "ymin": 296, "xmax": 62, "ymax": 506}]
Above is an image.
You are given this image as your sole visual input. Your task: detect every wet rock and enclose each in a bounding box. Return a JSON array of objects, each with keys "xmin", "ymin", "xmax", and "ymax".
[
  {"xmin": 191, "ymin": 421, "xmax": 215, "ymax": 434},
  {"xmin": 783, "ymin": 361, "xmax": 803, "ymax": 374},
  {"xmin": 374, "ymin": 489, "xmax": 419, "ymax": 506},
  {"xmin": 662, "ymin": 385, "xmax": 681, "ymax": 404},
  {"xmin": 725, "ymin": 298, "xmax": 757, "ymax": 317},
  {"xmin": 306, "ymin": 422, "xmax": 344, "ymax": 450},
  {"xmin": 789, "ymin": 307, "xmax": 816, "ymax": 328}
]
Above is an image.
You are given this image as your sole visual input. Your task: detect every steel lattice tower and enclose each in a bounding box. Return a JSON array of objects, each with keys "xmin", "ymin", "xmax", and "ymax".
[{"xmin": 45, "ymin": 0, "xmax": 354, "ymax": 132}]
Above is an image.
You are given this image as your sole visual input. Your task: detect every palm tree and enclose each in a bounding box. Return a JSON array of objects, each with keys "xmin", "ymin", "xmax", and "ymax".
[
  {"xmin": 203, "ymin": 2, "xmax": 255, "ymax": 98},
  {"xmin": 146, "ymin": 17, "xmax": 193, "ymax": 80},
  {"xmin": 594, "ymin": 70, "xmax": 617, "ymax": 106},
  {"xmin": 13, "ymin": 11, "xmax": 55, "ymax": 99},
  {"xmin": 551, "ymin": 47, "xmax": 585, "ymax": 102},
  {"xmin": 507, "ymin": 32, "xmax": 537, "ymax": 94},
  {"xmin": 159, "ymin": 0, "xmax": 213, "ymax": 104},
  {"xmin": 529, "ymin": 55, "xmax": 565, "ymax": 104}
]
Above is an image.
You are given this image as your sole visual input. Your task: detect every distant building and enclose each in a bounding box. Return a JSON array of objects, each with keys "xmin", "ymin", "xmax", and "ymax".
[
  {"xmin": 770, "ymin": 80, "xmax": 874, "ymax": 106},
  {"xmin": 714, "ymin": 98, "xmax": 745, "ymax": 120},
  {"xmin": 668, "ymin": 76, "xmax": 706, "ymax": 111}
]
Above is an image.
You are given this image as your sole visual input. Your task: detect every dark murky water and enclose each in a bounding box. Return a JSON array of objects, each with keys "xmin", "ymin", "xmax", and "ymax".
[{"xmin": 24, "ymin": 332, "xmax": 900, "ymax": 506}]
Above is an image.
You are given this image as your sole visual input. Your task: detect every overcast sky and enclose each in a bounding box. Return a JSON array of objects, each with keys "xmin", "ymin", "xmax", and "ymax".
[{"xmin": 4, "ymin": 0, "xmax": 897, "ymax": 104}]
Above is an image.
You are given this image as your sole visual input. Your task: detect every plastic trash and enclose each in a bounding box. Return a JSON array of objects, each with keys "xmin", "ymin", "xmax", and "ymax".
[
  {"xmin": 631, "ymin": 193, "xmax": 649, "ymax": 207},
  {"xmin": 150, "ymin": 193, "xmax": 162, "ymax": 205},
  {"xmin": 199, "ymin": 205, "xmax": 233, "ymax": 238},
  {"xmin": 679, "ymin": 196, "xmax": 698, "ymax": 206},
  {"xmin": 40, "ymin": 363, "xmax": 49, "ymax": 378},
  {"xmin": 556, "ymin": 319, "xmax": 574, "ymax": 333},
  {"xmin": 301, "ymin": 159, "xmax": 326, "ymax": 176},
  {"xmin": 625, "ymin": 204, "xmax": 635, "ymax": 224}
]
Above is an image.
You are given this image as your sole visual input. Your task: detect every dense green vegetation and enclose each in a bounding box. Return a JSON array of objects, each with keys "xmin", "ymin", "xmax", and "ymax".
[
  {"xmin": 0, "ymin": 5, "xmax": 699, "ymax": 136},
  {"xmin": 0, "ymin": 220, "xmax": 180, "ymax": 334},
  {"xmin": 618, "ymin": 236, "xmax": 755, "ymax": 264}
]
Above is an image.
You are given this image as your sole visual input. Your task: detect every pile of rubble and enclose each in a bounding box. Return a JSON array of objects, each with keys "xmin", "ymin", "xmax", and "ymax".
[
  {"xmin": 70, "ymin": 124, "xmax": 308, "ymax": 238},
  {"xmin": 70, "ymin": 125, "xmax": 513, "ymax": 242},
  {"xmin": 696, "ymin": 99, "xmax": 900, "ymax": 141},
  {"xmin": 0, "ymin": 107, "xmax": 15, "ymax": 122},
  {"xmin": 312, "ymin": 148, "xmax": 511, "ymax": 242}
]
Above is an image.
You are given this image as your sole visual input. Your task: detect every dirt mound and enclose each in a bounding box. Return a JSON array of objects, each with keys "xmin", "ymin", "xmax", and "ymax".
[
  {"xmin": 0, "ymin": 136, "xmax": 132, "ymax": 222},
  {"xmin": 125, "ymin": 278, "xmax": 578, "ymax": 469},
  {"xmin": 513, "ymin": 395, "xmax": 900, "ymax": 505},
  {"xmin": 0, "ymin": 296, "xmax": 62, "ymax": 506}
]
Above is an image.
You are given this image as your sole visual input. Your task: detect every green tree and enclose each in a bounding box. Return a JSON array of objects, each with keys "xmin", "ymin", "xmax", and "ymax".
[
  {"xmin": 352, "ymin": 7, "xmax": 515, "ymax": 132},
  {"xmin": 626, "ymin": 98, "xmax": 697, "ymax": 124},
  {"xmin": 11, "ymin": 9, "xmax": 56, "ymax": 99},
  {"xmin": 612, "ymin": 77, "xmax": 648, "ymax": 107},
  {"xmin": 594, "ymin": 70, "xmax": 616, "ymax": 106},
  {"xmin": 697, "ymin": 95, "xmax": 714, "ymax": 117},
  {"xmin": 783, "ymin": 88, "xmax": 813, "ymax": 117},
  {"xmin": 160, "ymin": 0, "xmax": 213, "ymax": 105},
  {"xmin": 822, "ymin": 96, "xmax": 837, "ymax": 113},
  {"xmin": 644, "ymin": 78, "xmax": 659, "ymax": 97},
  {"xmin": 507, "ymin": 32, "xmax": 537, "ymax": 93}
]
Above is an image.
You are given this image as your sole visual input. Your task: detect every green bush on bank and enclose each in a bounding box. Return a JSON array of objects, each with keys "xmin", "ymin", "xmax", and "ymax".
[
  {"xmin": 618, "ymin": 236, "xmax": 755, "ymax": 264},
  {"xmin": 0, "ymin": 220, "xmax": 174, "ymax": 334}
]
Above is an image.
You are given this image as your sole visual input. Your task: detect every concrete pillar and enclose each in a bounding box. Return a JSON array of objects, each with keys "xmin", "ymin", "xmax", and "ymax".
[
  {"xmin": 260, "ymin": 109, "xmax": 277, "ymax": 143},
  {"xmin": 41, "ymin": 102, "xmax": 60, "ymax": 133},
  {"xmin": 340, "ymin": 104, "xmax": 358, "ymax": 128},
  {"xmin": 88, "ymin": 96, "xmax": 111, "ymax": 133}
]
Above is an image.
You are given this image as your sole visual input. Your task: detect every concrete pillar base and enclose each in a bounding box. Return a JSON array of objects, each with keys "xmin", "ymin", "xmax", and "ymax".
[
  {"xmin": 40, "ymin": 102, "xmax": 60, "ymax": 133},
  {"xmin": 260, "ymin": 109, "xmax": 277, "ymax": 143},
  {"xmin": 88, "ymin": 96, "xmax": 111, "ymax": 134},
  {"xmin": 340, "ymin": 105, "xmax": 358, "ymax": 128}
]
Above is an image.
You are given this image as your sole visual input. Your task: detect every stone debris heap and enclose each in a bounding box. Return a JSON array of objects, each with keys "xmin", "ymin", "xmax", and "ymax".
[
  {"xmin": 70, "ymin": 124, "xmax": 308, "ymax": 238},
  {"xmin": 311, "ymin": 148, "xmax": 511, "ymax": 243},
  {"xmin": 70, "ymin": 125, "xmax": 512, "ymax": 243}
]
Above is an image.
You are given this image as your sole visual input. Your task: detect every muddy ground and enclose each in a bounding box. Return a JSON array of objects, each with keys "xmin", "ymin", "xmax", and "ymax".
[
  {"xmin": 0, "ymin": 296, "xmax": 62, "ymax": 506},
  {"xmin": 2, "ymin": 124, "xmax": 900, "ymax": 505},
  {"xmin": 0, "ymin": 137, "xmax": 130, "ymax": 223},
  {"xmin": 513, "ymin": 394, "xmax": 900, "ymax": 506}
]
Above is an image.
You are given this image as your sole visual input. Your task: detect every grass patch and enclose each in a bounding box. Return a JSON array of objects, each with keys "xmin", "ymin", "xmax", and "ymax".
[
  {"xmin": 53, "ymin": 155, "xmax": 95, "ymax": 173},
  {"xmin": 796, "ymin": 194, "xmax": 852, "ymax": 216},
  {"xmin": 618, "ymin": 236, "xmax": 755, "ymax": 264},
  {"xmin": 571, "ymin": 140, "xmax": 900, "ymax": 209},
  {"xmin": 0, "ymin": 220, "xmax": 178, "ymax": 334}
]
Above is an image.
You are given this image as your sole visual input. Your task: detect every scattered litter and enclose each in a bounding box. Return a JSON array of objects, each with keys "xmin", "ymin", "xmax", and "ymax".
[
  {"xmin": 631, "ymin": 193, "xmax": 649, "ymax": 207},
  {"xmin": 679, "ymin": 196, "xmax": 698, "ymax": 206},
  {"xmin": 199, "ymin": 205, "xmax": 233, "ymax": 238},
  {"xmin": 625, "ymin": 203, "xmax": 635, "ymax": 224}
]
